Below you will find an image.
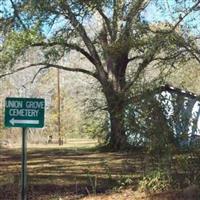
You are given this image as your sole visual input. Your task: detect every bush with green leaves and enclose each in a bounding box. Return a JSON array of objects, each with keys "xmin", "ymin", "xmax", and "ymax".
[
  {"xmin": 117, "ymin": 175, "xmax": 133, "ymax": 189},
  {"xmin": 173, "ymin": 152, "xmax": 200, "ymax": 188},
  {"xmin": 139, "ymin": 169, "xmax": 171, "ymax": 193}
]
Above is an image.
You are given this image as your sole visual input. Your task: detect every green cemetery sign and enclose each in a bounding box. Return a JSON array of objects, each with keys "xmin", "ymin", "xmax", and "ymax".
[{"xmin": 5, "ymin": 97, "xmax": 45, "ymax": 128}]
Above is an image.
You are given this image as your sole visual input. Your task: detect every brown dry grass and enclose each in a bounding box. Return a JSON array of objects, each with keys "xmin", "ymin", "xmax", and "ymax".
[
  {"xmin": 1, "ymin": 139, "xmax": 140, "ymax": 199},
  {"xmin": 0, "ymin": 139, "xmax": 199, "ymax": 200}
]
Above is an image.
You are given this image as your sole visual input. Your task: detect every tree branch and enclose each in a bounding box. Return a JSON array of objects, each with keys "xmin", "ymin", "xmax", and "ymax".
[
  {"xmin": 182, "ymin": 43, "xmax": 200, "ymax": 63},
  {"xmin": 0, "ymin": 62, "xmax": 99, "ymax": 81},
  {"xmin": 112, "ymin": 0, "xmax": 120, "ymax": 41},
  {"xmin": 169, "ymin": 31, "xmax": 200, "ymax": 63},
  {"xmin": 148, "ymin": 0, "xmax": 200, "ymax": 34},
  {"xmin": 172, "ymin": 0, "xmax": 200, "ymax": 32},
  {"xmin": 121, "ymin": 0, "xmax": 151, "ymax": 37},
  {"xmin": 128, "ymin": 55, "xmax": 143, "ymax": 62},
  {"xmin": 124, "ymin": 34, "xmax": 163, "ymax": 92},
  {"xmin": 96, "ymin": 7, "xmax": 113, "ymax": 41},
  {"xmin": 31, "ymin": 41, "xmax": 96, "ymax": 66},
  {"xmin": 0, "ymin": 64, "xmax": 39, "ymax": 79},
  {"xmin": 124, "ymin": 58, "xmax": 153, "ymax": 94},
  {"xmin": 62, "ymin": 3, "xmax": 102, "ymax": 66},
  {"xmin": 60, "ymin": 2, "xmax": 108, "ymax": 81},
  {"xmin": 10, "ymin": 0, "xmax": 27, "ymax": 30},
  {"xmin": 153, "ymin": 50, "xmax": 187, "ymax": 62}
]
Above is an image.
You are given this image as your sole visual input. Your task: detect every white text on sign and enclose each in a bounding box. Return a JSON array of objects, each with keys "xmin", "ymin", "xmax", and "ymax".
[
  {"xmin": 6, "ymin": 100, "xmax": 45, "ymax": 109},
  {"xmin": 6, "ymin": 100, "xmax": 44, "ymax": 118}
]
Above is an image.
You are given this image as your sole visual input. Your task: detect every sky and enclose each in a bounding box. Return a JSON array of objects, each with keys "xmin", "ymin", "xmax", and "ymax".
[
  {"xmin": 1, "ymin": 0, "xmax": 200, "ymax": 36},
  {"xmin": 142, "ymin": 0, "xmax": 200, "ymax": 35}
]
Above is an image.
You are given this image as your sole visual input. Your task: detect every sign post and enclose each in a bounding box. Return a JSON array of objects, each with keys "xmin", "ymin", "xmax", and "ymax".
[
  {"xmin": 4, "ymin": 97, "xmax": 45, "ymax": 200},
  {"xmin": 21, "ymin": 127, "xmax": 27, "ymax": 200}
]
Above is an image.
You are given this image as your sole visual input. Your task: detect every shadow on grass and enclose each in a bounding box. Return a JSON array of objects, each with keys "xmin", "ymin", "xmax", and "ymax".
[
  {"xmin": 0, "ymin": 177, "xmax": 121, "ymax": 200},
  {"xmin": 0, "ymin": 146, "xmax": 145, "ymax": 200}
]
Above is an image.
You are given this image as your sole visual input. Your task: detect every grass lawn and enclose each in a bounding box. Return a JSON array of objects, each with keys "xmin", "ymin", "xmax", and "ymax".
[
  {"xmin": 0, "ymin": 139, "xmax": 199, "ymax": 200},
  {"xmin": 0, "ymin": 139, "xmax": 139, "ymax": 199}
]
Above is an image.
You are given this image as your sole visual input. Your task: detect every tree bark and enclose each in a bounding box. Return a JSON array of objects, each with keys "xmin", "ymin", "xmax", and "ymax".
[
  {"xmin": 100, "ymin": 52, "xmax": 129, "ymax": 151},
  {"xmin": 108, "ymin": 102, "xmax": 127, "ymax": 150},
  {"xmin": 103, "ymin": 82, "xmax": 128, "ymax": 151}
]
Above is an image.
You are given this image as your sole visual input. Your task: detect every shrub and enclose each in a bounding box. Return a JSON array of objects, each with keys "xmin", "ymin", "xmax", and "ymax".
[
  {"xmin": 139, "ymin": 169, "xmax": 171, "ymax": 193},
  {"xmin": 117, "ymin": 175, "xmax": 133, "ymax": 189},
  {"xmin": 173, "ymin": 152, "xmax": 200, "ymax": 187}
]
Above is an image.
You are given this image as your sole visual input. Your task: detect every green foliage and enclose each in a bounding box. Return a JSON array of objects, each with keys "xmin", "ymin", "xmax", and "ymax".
[
  {"xmin": 173, "ymin": 153, "xmax": 200, "ymax": 187},
  {"xmin": 117, "ymin": 175, "xmax": 133, "ymax": 189},
  {"xmin": 1, "ymin": 0, "xmax": 199, "ymax": 151},
  {"xmin": 84, "ymin": 168, "xmax": 97, "ymax": 195},
  {"xmin": 0, "ymin": 28, "xmax": 43, "ymax": 68},
  {"xmin": 125, "ymin": 87, "xmax": 176, "ymax": 153},
  {"xmin": 45, "ymin": 88, "xmax": 84, "ymax": 140},
  {"xmin": 100, "ymin": 159, "xmax": 112, "ymax": 180},
  {"xmin": 139, "ymin": 169, "xmax": 171, "ymax": 193},
  {"xmin": 168, "ymin": 59, "xmax": 200, "ymax": 94},
  {"xmin": 82, "ymin": 117, "xmax": 108, "ymax": 141}
]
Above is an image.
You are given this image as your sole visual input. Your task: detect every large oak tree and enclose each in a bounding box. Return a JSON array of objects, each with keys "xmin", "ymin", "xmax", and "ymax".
[{"xmin": 1, "ymin": 0, "xmax": 200, "ymax": 150}]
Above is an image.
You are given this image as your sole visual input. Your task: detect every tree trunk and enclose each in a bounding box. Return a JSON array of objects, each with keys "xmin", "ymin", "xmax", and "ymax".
[
  {"xmin": 109, "ymin": 105, "xmax": 127, "ymax": 150},
  {"xmin": 105, "ymin": 88, "xmax": 128, "ymax": 151},
  {"xmin": 102, "ymin": 54, "xmax": 129, "ymax": 151}
]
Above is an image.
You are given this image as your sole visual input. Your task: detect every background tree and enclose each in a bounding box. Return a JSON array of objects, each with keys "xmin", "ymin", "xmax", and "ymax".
[{"xmin": 1, "ymin": 0, "xmax": 200, "ymax": 150}]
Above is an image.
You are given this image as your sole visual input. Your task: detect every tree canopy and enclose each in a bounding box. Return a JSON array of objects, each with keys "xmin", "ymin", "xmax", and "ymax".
[{"xmin": 1, "ymin": 0, "xmax": 200, "ymax": 150}]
